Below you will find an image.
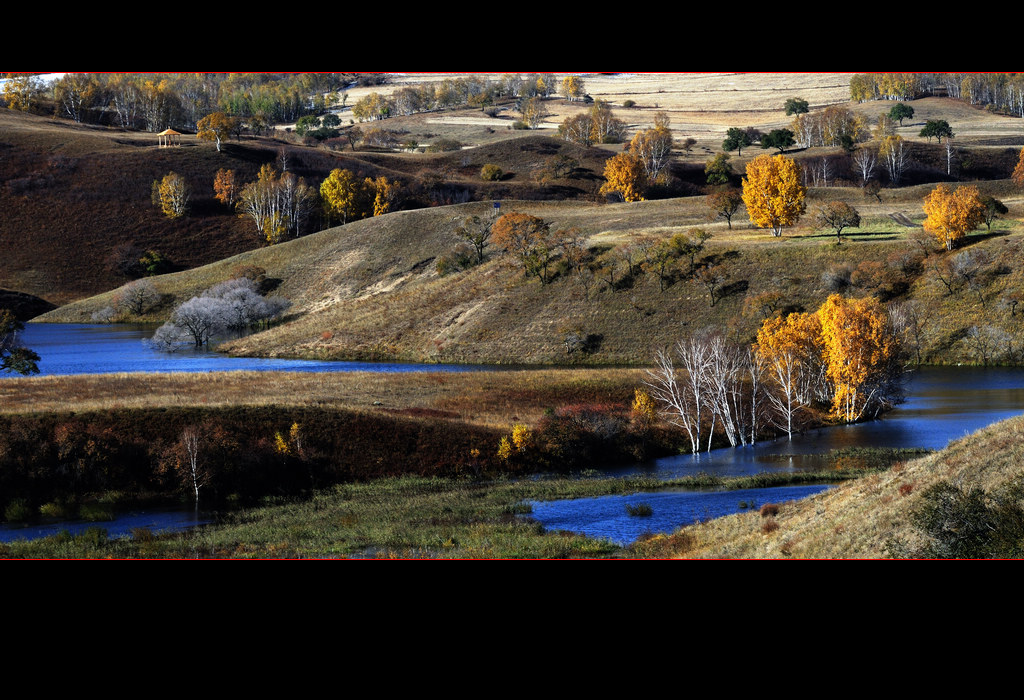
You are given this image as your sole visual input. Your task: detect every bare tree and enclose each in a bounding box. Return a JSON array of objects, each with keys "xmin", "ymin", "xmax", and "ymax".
[
  {"xmin": 852, "ymin": 148, "xmax": 877, "ymax": 186},
  {"xmin": 113, "ymin": 278, "xmax": 159, "ymax": 316},
  {"xmin": 179, "ymin": 426, "xmax": 207, "ymax": 502}
]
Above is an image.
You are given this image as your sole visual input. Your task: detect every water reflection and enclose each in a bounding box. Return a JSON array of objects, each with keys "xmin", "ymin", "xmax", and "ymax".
[
  {"xmin": 529, "ymin": 484, "xmax": 834, "ymax": 547},
  {"xmin": 16, "ymin": 324, "xmax": 483, "ymax": 376},
  {"xmin": 0, "ymin": 507, "xmax": 211, "ymax": 543},
  {"xmin": 534, "ymin": 365, "xmax": 1024, "ymax": 545}
]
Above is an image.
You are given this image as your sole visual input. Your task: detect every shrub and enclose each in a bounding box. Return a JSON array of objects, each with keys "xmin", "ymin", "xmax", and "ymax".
[
  {"xmin": 4, "ymin": 499, "xmax": 32, "ymax": 522},
  {"xmin": 480, "ymin": 164, "xmax": 503, "ymax": 181},
  {"xmin": 822, "ymin": 264, "xmax": 852, "ymax": 292},
  {"xmin": 427, "ymin": 138, "xmax": 463, "ymax": 152},
  {"xmin": 762, "ymin": 519, "xmax": 780, "ymax": 534},
  {"xmin": 622, "ymin": 99, "xmax": 636, "ymax": 108},
  {"xmin": 760, "ymin": 503, "xmax": 780, "ymax": 518},
  {"xmin": 626, "ymin": 502, "xmax": 653, "ymax": 517}
]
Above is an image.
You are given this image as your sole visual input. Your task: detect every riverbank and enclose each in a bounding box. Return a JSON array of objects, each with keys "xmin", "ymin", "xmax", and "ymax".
[{"xmin": 0, "ymin": 459, "xmax": 901, "ymax": 558}]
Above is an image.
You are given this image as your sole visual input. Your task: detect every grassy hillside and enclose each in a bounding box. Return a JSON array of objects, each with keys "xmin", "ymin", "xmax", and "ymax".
[
  {"xmin": 641, "ymin": 411, "xmax": 1024, "ymax": 558},
  {"xmin": 39, "ymin": 179, "xmax": 1024, "ymax": 366}
]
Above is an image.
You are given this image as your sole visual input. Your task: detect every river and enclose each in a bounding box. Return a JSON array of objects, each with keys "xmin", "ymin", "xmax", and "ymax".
[
  {"xmin": 8, "ymin": 324, "xmax": 1024, "ymax": 548},
  {"xmin": 15, "ymin": 323, "xmax": 482, "ymax": 375},
  {"xmin": 528, "ymin": 365, "xmax": 1024, "ymax": 545}
]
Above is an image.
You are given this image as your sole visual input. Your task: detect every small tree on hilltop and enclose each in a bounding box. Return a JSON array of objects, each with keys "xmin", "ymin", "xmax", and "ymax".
[
  {"xmin": 888, "ymin": 103, "xmax": 914, "ymax": 126},
  {"xmin": 196, "ymin": 112, "xmax": 239, "ymax": 152}
]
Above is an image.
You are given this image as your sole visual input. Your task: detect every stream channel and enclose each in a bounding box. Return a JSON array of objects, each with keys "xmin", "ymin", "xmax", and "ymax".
[{"xmin": 4, "ymin": 324, "xmax": 1024, "ymax": 546}]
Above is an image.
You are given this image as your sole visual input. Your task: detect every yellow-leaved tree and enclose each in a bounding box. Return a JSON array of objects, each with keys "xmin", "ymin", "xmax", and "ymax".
[
  {"xmin": 196, "ymin": 112, "xmax": 239, "ymax": 152},
  {"xmin": 156, "ymin": 172, "xmax": 190, "ymax": 219},
  {"xmin": 922, "ymin": 183, "xmax": 985, "ymax": 251},
  {"xmin": 1012, "ymin": 147, "xmax": 1024, "ymax": 189},
  {"xmin": 741, "ymin": 154, "xmax": 806, "ymax": 236},
  {"xmin": 213, "ymin": 168, "xmax": 238, "ymax": 207},
  {"xmin": 599, "ymin": 151, "xmax": 647, "ymax": 202},
  {"xmin": 320, "ymin": 168, "xmax": 362, "ymax": 225},
  {"xmin": 817, "ymin": 294, "xmax": 902, "ymax": 423},
  {"xmin": 755, "ymin": 311, "xmax": 824, "ymax": 438}
]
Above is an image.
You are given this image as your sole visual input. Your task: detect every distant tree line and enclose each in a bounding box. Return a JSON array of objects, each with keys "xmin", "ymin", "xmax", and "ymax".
[
  {"xmin": 2, "ymin": 73, "xmax": 383, "ymax": 132},
  {"xmin": 850, "ymin": 73, "xmax": 1024, "ymax": 117}
]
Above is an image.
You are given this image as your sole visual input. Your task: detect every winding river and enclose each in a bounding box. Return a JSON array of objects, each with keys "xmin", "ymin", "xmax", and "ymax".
[{"xmin": 7, "ymin": 324, "xmax": 1024, "ymax": 547}]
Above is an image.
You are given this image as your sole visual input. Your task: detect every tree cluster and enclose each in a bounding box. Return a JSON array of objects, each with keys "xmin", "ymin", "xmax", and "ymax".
[
  {"xmin": 149, "ymin": 278, "xmax": 290, "ymax": 350},
  {"xmin": 647, "ymin": 295, "xmax": 907, "ymax": 453},
  {"xmin": 319, "ymin": 168, "xmax": 400, "ymax": 226},
  {"xmin": 236, "ymin": 164, "xmax": 317, "ymax": 244}
]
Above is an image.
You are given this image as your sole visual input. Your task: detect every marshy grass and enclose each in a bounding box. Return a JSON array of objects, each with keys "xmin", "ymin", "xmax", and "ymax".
[{"xmin": 625, "ymin": 502, "xmax": 653, "ymax": 517}]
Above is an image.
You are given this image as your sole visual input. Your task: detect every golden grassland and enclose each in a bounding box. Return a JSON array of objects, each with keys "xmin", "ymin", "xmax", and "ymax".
[{"xmin": 0, "ymin": 367, "xmax": 646, "ymax": 430}]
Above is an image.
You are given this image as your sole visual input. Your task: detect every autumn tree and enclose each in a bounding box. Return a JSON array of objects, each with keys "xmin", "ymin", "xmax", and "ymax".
[
  {"xmin": 237, "ymin": 164, "xmax": 313, "ymax": 243},
  {"xmin": 454, "ymin": 215, "xmax": 491, "ymax": 263},
  {"xmin": 320, "ymin": 168, "xmax": 362, "ymax": 225},
  {"xmin": 922, "ymin": 183, "xmax": 985, "ymax": 251},
  {"xmin": 741, "ymin": 154, "xmax": 806, "ymax": 237},
  {"xmin": 491, "ymin": 213, "xmax": 563, "ymax": 284},
  {"xmin": 1012, "ymin": 147, "xmax": 1024, "ymax": 188},
  {"xmin": 879, "ymin": 135, "xmax": 909, "ymax": 186},
  {"xmin": 755, "ymin": 311, "xmax": 823, "ymax": 438},
  {"xmin": 629, "ymin": 122, "xmax": 674, "ymax": 184},
  {"xmin": 560, "ymin": 75, "xmax": 586, "ymax": 101},
  {"xmin": 519, "ymin": 97, "xmax": 550, "ymax": 129},
  {"xmin": 1, "ymin": 73, "xmax": 41, "ymax": 111},
  {"xmin": 590, "ymin": 100, "xmax": 627, "ymax": 143},
  {"xmin": 851, "ymin": 147, "xmax": 877, "ymax": 186},
  {"xmin": 52, "ymin": 73, "xmax": 100, "ymax": 123},
  {"xmin": 197, "ymin": 112, "xmax": 239, "ymax": 152},
  {"xmin": 213, "ymin": 168, "xmax": 238, "ymax": 207},
  {"xmin": 156, "ymin": 172, "xmax": 191, "ymax": 219},
  {"xmin": 818, "ymin": 294, "xmax": 904, "ymax": 422},
  {"xmin": 557, "ymin": 112, "xmax": 595, "ymax": 146},
  {"xmin": 600, "ymin": 151, "xmax": 647, "ymax": 202},
  {"xmin": 705, "ymin": 188, "xmax": 743, "ymax": 229},
  {"xmin": 366, "ymin": 175, "xmax": 400, "ymax": 217},
  {"xmin": 0, "ymin": 309, "xmax": 40, "ymax": 375},
  {"xmin": 815, "ymin": 201, "xmax": 861, "ymax": 243}
]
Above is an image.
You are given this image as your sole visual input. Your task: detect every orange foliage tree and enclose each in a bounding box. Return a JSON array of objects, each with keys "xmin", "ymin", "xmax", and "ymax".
[
  {"xmin": 491, "ymin": 212, "xmax": 563, "ymax": 284},
  {"xmin": 1012, "ymin": 147, "xmax": 1024, "ymax": 188},
  {"xmin": 741, "ymin": 154, "xmax": 806, "ymax": 236},
  {"xmin": 755, "ymin": 311, "xmax": 824, "ymax": 438},
  {"xmin": 599, "ymin": 151, "xmax": 647, "ymax": 202},
  {"xmin": 213, "ymin": 168, "xmax": 238, "ymax": 207},
  {"xmin": 817, "ymin": 294, "xmax": 903, "ymax": 423},
  {"xmin": 922, "ymin": 183, "xmax": 985, "ymax": 251}
]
